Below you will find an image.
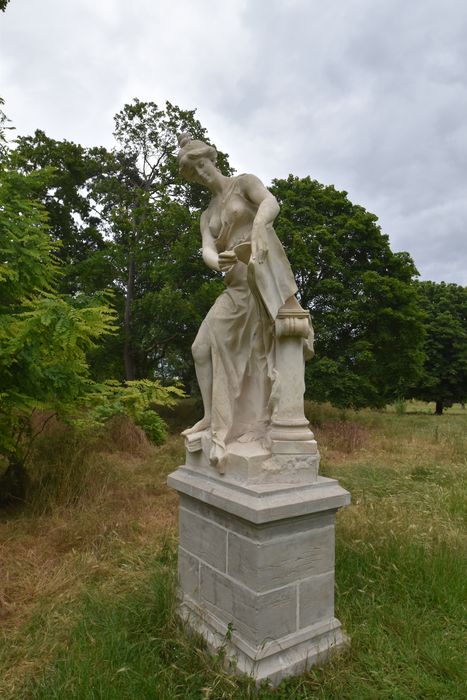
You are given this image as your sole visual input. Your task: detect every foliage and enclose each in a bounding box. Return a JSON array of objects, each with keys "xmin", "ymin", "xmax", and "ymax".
[
  {"xmin": 12, "ymin": 131, "xmax": 114, "ymax": 295},
  {"xmin": 95, "ymin": 99, "xmax": 233, "ymax": 380},
  {"xmin": 410, "ymin": 281, "xmax": 467, "ymax": 413},
  {"xmin": 12, "ymin": 131, "xmax": 122, "ymax": 378},
  {"xmin": 271, "ymin": 175, "xmax": 426, "ymax": 408},
  {"xmin": 80, "ymin": 379, "xmax": 185, "ymax": 445},
  {"xmin": 0, "ymin": 112, "xmax": 118, "ymax": 502},
  {"xmin": 13, "ymin": 100, "xmax": 232, "ymax": 382},
  {"xmin": 0, "ymin": 1, "xmax": 10, "ymax": 13}
]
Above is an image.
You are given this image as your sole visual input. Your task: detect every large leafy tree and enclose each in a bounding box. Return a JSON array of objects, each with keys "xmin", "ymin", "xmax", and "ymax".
[
  {"xmin": 12, "ymin": 131, "xmax": 114, "ymax": 295},
  {"xmin": 12, "ymin": 132, "xmax": 123, "ymax": 379},
  {"xmin": 13, "ymin": 100, "xmax": 231, "ymax": 383},
  {"xmin": 0, "ymin": 101, "xmax": 117, "ymax": 502},
  {"xmin": 411, "ymin": 281, "xmax": 467, "ymax": 414},
  {"xmin": 93, "ymin": 99, "xmax": 232, "ymax": 381},
  {"xmin": 271, "ymin": 176, "xmax": 425, "ymax": 408}
]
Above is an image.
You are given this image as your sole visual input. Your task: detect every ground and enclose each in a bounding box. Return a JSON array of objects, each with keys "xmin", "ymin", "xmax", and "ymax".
[{"xmin": 0, "ymin": 401, "xmax": 465, "ymax": 699}]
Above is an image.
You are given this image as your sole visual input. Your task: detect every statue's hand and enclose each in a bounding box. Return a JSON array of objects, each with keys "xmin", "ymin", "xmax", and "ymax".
[
  {"xmin": 218, "ymin": 250, "xmax": 238, "ymax": 272},
  {"xmin": 251, "ymin": 224, "xmax": 269, "ymax": 264}
]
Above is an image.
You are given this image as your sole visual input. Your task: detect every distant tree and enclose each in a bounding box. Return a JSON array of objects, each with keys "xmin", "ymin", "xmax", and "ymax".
[
  {"xmin": 271, "ymin": 176, "xmax": 425, "ymax": 408},
  {"xmin": 410, "ymin": 281, "xmax": 467, "ymax": 414},
  {"xmin": 0, "ymin": 1, "xmax": 11, "ymax": 13},
  {"xmin": 1, "ymin": 111, "xmax": 182, "ymax": 503}
]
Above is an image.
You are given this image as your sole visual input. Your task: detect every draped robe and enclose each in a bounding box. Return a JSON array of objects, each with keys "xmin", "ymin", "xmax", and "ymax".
[{"xmin": 194, "ymin": 175, "xmax": 297, "ymax": 459}]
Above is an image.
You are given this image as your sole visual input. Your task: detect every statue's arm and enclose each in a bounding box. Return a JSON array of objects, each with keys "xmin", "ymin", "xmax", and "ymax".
[
  {"xmin": 240, "ymin": 173, "xmax": 280, "ymax": 224},
  {"xmin": 239, "ymin": 174, "xmax": 280, "ymax": 264},
  {"xmin": 200, "ymin": 211, "xmax": 220, "ymax": 271}
]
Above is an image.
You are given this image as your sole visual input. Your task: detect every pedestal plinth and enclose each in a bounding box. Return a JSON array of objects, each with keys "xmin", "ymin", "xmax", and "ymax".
[{"xmin": 168, "ymin": 466, "xmax": 350, "ymax": 686}]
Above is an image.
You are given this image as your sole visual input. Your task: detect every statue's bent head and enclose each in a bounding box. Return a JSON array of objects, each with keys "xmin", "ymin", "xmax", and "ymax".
[{"xmin": 177, "ymin": 133, "xmax": 217, "ymax": 180}]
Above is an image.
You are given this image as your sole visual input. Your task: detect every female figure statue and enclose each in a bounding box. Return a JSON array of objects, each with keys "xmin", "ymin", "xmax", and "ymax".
[{"xmin": 177, "ymin": 134, "xmax": 306, "ymax": 466}]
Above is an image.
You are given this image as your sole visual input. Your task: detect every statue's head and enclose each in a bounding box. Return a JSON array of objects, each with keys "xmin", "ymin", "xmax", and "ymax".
[{"xmin": 177, "ymin": 133, "xmax": 218, "ymax": 181}]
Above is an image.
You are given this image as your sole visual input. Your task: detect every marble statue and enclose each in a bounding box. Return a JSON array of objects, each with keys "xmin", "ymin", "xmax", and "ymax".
[
  {"xmin": 169, "ymin": 136, "xmax": 350, "ymax": 684},
  {"xmin": 177, "ymin": 134, "xmax": 314, "ymax": 470}
]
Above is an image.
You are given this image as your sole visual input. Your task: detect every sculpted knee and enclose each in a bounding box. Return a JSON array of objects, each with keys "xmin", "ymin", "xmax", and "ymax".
[{"xmin": 192, "ymin": 341, "xmax": 211, "ymax": 365}]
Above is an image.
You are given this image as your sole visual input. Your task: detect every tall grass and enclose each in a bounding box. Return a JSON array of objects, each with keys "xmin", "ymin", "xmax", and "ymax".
[{"xmin": 0, "ymin": 401, "xmax": 466, "ymax": 698}]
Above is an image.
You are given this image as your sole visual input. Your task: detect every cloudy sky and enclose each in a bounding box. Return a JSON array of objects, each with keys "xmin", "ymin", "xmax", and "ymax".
[{"xmin": 1, "ymin": 0, "xmax": 466, "ymax": 284}]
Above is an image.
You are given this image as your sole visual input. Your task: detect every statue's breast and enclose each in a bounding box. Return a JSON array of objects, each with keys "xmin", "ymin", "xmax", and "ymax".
[
  {"xmin": 208, "ymin": 211, "xmax": 222, "ymax": 238},
  {"xmin": 222, "ymin": 192, "xmax": 255, "ymax": 229},
  {"xmin": 209, "ymin": 179, "xmax": 257, "ymax": 252}
]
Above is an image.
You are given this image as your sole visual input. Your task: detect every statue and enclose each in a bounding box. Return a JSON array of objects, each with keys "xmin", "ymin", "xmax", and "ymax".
[
  {"xmin": 169, "ymin": 136, "xmax": 350, "ymax": 684},
  {"xmin": 177, "ymin": 134, "xmax": 315, "ymax": 472}
]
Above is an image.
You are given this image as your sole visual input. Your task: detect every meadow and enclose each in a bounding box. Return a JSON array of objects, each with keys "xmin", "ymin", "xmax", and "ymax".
[{"xmin": 0, "ymin": 401, "xmax": 465, "ymax": 699}]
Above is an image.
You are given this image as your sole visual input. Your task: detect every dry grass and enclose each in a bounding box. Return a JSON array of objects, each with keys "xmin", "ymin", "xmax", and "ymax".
[
  {"xmin": 0, "ymin": 400, "xmax": 466, "ymax": 698},
  {"xmin": 0, "ymin": 426, "xmax": 183, "ymax": 698}
]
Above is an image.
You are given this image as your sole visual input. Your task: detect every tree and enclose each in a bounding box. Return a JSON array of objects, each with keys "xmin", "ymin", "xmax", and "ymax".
[
  {"xmin": 94, "ymin": 99, "xmax": 232, "ymax": 381},
  {"xmin": 12, "ymin": 132, "xmax": 125, "ymax": 379},
  {"xmin": 271, "ymin": 176, "xmax": 425, "ymax": 408},
  {"xmin": 0, "ymin": 165, "xmax": 116, "ymax": 502},
  {"xmin": 12, "ymin": 131, "xmax": 114, "ymax": 296},
  {"xmin": 411, "ymin": 281, "xmax": 467, "ymax": 414},
  {"xmin": 13, "ymin": 100, "xmax": 232, "ymax": 384},
  {"xmin": 0, "ymin": 100, "xmax": 115, "ymax": 500},
  {"xmin": 0, "ymin": 1, "xmax": 11, "ymax": 12}
]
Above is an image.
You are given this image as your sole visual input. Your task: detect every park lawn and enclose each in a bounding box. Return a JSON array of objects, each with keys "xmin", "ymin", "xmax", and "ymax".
[{"xmin": 0, "ymin": 403, "xmax": 466, "ymax": 699}]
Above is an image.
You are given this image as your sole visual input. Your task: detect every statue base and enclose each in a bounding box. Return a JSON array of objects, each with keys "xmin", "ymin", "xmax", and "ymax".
[
  {"xmin": 167, "ymin": 466, "xmax": 350, "ymax": 686},
  {"xmin": 185, "ymin": 431, "xmax": 320, "ymax": 484}
]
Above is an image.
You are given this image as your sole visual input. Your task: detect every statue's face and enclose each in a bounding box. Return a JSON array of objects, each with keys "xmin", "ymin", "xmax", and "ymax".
[{"xmin": 191, "ymin": 157, "xmax": 217, "ymax": 186}]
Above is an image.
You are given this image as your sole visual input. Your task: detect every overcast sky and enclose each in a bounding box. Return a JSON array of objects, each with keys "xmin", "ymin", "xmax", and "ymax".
[{"xmin": 1, "ymin": 0, "xmax": 466, "ymax": 284}]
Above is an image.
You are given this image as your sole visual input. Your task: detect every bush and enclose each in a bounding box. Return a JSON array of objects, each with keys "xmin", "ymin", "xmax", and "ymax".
[{"xmin": 134, "ymin": 410, "xmax": 167, "ymax": 445}]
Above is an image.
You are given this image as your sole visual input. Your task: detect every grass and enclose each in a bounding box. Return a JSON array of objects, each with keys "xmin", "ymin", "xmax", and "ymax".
[{"xmin": 0, "ymin": 401, "xmax": 466, "ymax": 698}]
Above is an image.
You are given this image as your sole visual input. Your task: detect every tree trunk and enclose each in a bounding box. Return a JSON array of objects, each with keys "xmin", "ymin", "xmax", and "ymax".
[
  {"xmin": 0, "ymin": 457, "xmax": 28, "ymax": 506},
  {"xmin": 435, "ymin": 399, "xmax": 443, "ymax": 415},
  {"xmin": 124, "ymin": 257, "xmax": 136, "ymax": 380}
]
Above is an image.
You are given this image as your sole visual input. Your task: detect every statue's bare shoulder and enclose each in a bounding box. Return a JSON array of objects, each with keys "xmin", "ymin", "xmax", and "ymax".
[{"xmin": 236, "ymin": 173, "xmax": 277, "ymax": 208}]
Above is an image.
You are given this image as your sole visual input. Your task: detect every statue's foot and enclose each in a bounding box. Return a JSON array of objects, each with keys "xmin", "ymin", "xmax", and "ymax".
[
  {"xmin": 209, "ymin": 440, "xmax": 225, "ymax": 467},
  {"xmin": 181, "ymin": 416, "xmax": 211, "ymax": 437}
]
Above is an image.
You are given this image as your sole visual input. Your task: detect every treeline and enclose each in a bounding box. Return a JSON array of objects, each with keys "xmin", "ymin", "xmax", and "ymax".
[{"xmin": 1, "ymin": 98, "xmax": 467, "ymax": 498}]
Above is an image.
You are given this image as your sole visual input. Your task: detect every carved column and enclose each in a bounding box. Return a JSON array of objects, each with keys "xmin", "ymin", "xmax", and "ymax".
[{"xmin": 270, "ymin": 308, "xmax": 316, "ymax": 448}]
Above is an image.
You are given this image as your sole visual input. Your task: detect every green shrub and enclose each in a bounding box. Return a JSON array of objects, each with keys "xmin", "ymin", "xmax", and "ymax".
[{"xmin": 135, "ymin": 409, "xmax": 167, "ymax": 445}]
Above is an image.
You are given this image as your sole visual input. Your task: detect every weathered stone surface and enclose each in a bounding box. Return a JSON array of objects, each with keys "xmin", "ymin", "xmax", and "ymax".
[
  {"xmin": 179, "ymin": 599, "xmax": 348, "ymax": 686},
  {"xmin": 180, "ymin": 493, "xmax": 335, "ymax": 542},
  {"xmin": 169, "ymin": 468, "xmax": 351, "ymax": 524},
  {"xmin": 179, "ymin": 506, "xmax": 226, "ymax": 572},
  {"xmin": 178, "ymin": 548, "xmax": 200, "ymax": 602},
  {"xmin": 170, "ymin": 473, "xmax": 350, "ymax": 685},
  {"xmin": 200, "ymin": 564, "xmax": 297, "ymax": 646},
  {"xmin": 227, "ymin": 525, "xmax": 334, "ymax": 592},
  {"xmin": 299, "ymin": 571, "xmax": 335, "ymax": 629}
]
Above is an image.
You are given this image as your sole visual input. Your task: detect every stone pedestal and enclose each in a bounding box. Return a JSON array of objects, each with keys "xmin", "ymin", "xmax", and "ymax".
[{"xmin": 168, "ymin": 466, "xmax": 350, "ymax": 686}]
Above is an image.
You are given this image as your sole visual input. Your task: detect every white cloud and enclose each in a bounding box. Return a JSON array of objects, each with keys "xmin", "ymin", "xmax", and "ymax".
[{"xmin": 1, "ymin": 0, "xmax": 466, "ymax": 283}]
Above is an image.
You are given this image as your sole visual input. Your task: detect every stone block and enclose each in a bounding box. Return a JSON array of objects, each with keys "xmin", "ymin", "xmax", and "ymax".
[
  {"xmin": 169, "ymin": 468, "xmax": 351, "ymax": 524},
  {"xmin": 179, "ymin": 507, "xmax": 226, "ymax": 572},
  {"xmin": 299, "ymin": 571, "xmax": 335, "ymax": 628},
  {"xmin": 227, "ymin": 525, "xmax": 334, "ymax": 592},
  {"xmin": 178, "ymin": 548, "xmax": 200, "ymax": 602},
  {"xmin": 200, "ymin": 564, "xmax": 297, "ymax": 647},
  {"xmin": 180, "ymin": 492, "xmax": 336, "ymax": 541}
]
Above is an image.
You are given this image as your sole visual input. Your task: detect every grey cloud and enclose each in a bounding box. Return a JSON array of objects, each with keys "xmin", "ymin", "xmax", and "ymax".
[{"xmin": 0, "ymin": 0, "xmax": 466, "ymax": 283}]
